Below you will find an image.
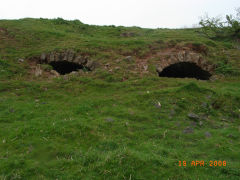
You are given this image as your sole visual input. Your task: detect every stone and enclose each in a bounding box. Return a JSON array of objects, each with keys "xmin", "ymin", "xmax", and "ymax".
[
  {"xmin": 143, "ymin": 65, "xmax": 148, "ymax": 71},
  {"xmin": 115, "ymin": 59, "xmax": 121, "ymax": 63},
  {"xmin": 156, "ymin": 66, "xmax": 163, "ymax": 73},
  {"xmin": 18, "ymin": 58, "xmax": 24, "ymax": 62},
  {"xmin": 188, "ymin": 113, "xmax": 200, "ymax": 121},
  {"xmin": 185, "ymin": 53, "xmax": 192, "ymax": 62},
  {"xmin": 74, "ymin": 55, "xmax": 87, "ymax": 64},
  {"xmin": 123, "ymin": 56, "xmax": 134, "ymax": 62},
  {"xmin": 50, "ymin": 70, "xmax": 60, "ymax": 77},
  {"xmin": 35, "ymin": 64, "xmax": 42, "ymax": 77},
  {"xmin": 155, "ymin": 101, "xmax": 161, "ymax": 109},
  {"xmin": 199, "ymin": 121, "xmax": 203, "ymax": 126},
  {"xmin": 54, "ymin": 53, "xmax": 61, "ymax": 62},
  {"xmin": 209, "ymin": 75, "xmax": 218, "ymax": 82},
  {"xmin": 177, "ymin": 51, "xmax": 185, "ymax": 62},
  {"xmin": 63, "ymin": 52, "xmax": 68, "ymax": 61},
  {"xmin": 183, "ymin": 127, "xmax": 194, "ymax": 134},
  {"xmin": 205, "ymin": 131, "xmax": 212, "ymax": 138},
  {"xmin": 69, "ymin": 71, "xmax": 77, "ymax": 75},
  {"xmin": 105, "ymin": 117, "xmax": 114, "ymax": 122},
  {"xmin": 192, "ymin": 54, "xmax": 201, "ymax": 63},
  {"xmin": 67, "ymin": 50, "xmax": 75, "ymax": 61},
  {"xmin": 85, "ymin": 60, "xmax": 95, "ymax": 70},
  {"xmin": 40, "ymin": 53, "xmax": 46, "ymax": 61},
  {"xmin": 105, "ymin": 63, "xmax": 110, "ymax": 68},
  {"xmin": 49, "ymin": 52, "xmax": 55, "ymax": 62},
  {"xmin": 169, "ymin": 55, "xmax": 178, "ymax": 63}
]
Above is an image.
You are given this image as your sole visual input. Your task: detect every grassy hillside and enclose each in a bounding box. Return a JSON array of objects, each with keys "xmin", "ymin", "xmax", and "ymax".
[{"xmin": 0, "ymin": 18, "xmax": 240, "ymax": 179}]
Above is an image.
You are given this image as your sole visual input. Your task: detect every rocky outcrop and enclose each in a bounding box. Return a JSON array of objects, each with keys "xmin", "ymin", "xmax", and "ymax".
[
  {"xmin": 39, "ymin": 50, "xmax": 96, "ymax": 71},
  {"xmin": 156, "ymin": 51, "xmax": 215, "ymax": 74}
]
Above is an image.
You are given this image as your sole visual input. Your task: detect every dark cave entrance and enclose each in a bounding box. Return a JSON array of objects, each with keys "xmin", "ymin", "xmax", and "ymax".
[
  {"xmin": 158, "ymin": 62, "xmax": 211, "ymax": 80},
  {"xmin": 49, "ymin": 61, "xmax": 83, "ymax": 75}
]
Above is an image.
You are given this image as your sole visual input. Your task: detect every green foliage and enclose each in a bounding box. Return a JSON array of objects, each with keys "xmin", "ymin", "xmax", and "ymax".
[
  {"xmin": 199, "ymin": 8, "xmax": 240, "ymax": 40},
  {"xmin": 52, "ymin": 17, "xmax": 70, "ymax": 25},
  {"xmin": 226, "ymin": 14, "xmax": 240, "ymax": 38}
]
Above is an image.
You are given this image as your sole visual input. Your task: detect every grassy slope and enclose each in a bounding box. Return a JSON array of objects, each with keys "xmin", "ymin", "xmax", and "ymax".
[{"xmin": 0, "ymin": 18, "xmax": 240, "ymax": 179}]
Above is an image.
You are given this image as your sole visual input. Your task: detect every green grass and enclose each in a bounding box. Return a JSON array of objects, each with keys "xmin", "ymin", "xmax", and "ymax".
[
  {"xmin": 0, "ymin": 18, "xmax": 235, "ymax": 61},
  {"xmin": 0, "ymin": 18, "xmax": 240, "ymax": 179},
  {"xmin": 1, "ymin": 76, "xmax": 240, "ymax": 179}
]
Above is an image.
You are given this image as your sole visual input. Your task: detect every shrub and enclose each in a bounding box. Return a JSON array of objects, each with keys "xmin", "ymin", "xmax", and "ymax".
[
  {"xmin": 199, "ymin": 8, "xmax": 240, "ymax": 40},
  {"xmin": 53, "ymin": 18, "xmax": 70, "ymax": 25}
]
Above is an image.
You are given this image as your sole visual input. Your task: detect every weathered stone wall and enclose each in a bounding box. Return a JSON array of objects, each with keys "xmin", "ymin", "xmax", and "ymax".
[
  {"xmin": 156, "ymin": 51, "xmax": 215, "ymax": 74},
  {"xmin": 38, "ymin": 49, "xmax": 214, "ymax": 75},
  {"xmin": 39, "ymin": 50, "xmax": 96, "ymax": 70}
]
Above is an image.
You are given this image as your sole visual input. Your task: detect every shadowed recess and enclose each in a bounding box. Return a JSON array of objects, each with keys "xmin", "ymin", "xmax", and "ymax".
[
  {"xmin": 50, "ymin": 61, "xmax": 83, "ymax": 75},
  {"xmin": 158, "ymin": 62, "xmax": 211, "ymax": 80}
]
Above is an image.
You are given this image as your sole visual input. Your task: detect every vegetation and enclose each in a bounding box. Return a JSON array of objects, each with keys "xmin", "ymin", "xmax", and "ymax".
[
  {"xmin": 0, "ymin": 17, "xmax": 240, "ymax": 179},
  {"xmin": 199, "ymin": 8, "xmax": 240, "ymax": 40}
]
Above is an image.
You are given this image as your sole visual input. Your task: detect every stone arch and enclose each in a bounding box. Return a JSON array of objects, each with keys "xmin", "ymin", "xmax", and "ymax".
[
  {"xmin": 38, "ymin": 50, "xmax": 96, "ymax": 75},
  {"xmin": 156, "ymin": 51, "xmax": 215, "ymax": 80}
]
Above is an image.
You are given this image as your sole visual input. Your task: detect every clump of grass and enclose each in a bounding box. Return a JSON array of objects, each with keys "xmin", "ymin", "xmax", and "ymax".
[
  {"xmin": 40, "ymin": 64, "xmax": 53, "ymax": 71},
  {"xmin": 0, "ymin": 59, "xmax": 25, "ymax": 79},
  {"xmin": 215, "ymin": 61, "xmax": 240, "ymax": 76}
]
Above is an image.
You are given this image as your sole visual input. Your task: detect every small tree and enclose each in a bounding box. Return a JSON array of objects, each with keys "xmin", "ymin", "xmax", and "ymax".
[{"xmin": 199, "ymin": 8, "xmax": 240, "ymax": 40}]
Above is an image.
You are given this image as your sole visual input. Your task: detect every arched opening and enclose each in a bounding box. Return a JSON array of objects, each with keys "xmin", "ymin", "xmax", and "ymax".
[
  {"xmin": 49, "ymin": 61, "xmax": 83, "ymax": 75},
  {"xmin": 158, "ymin": 62, "xmax": 211, "ymax": 80}
]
